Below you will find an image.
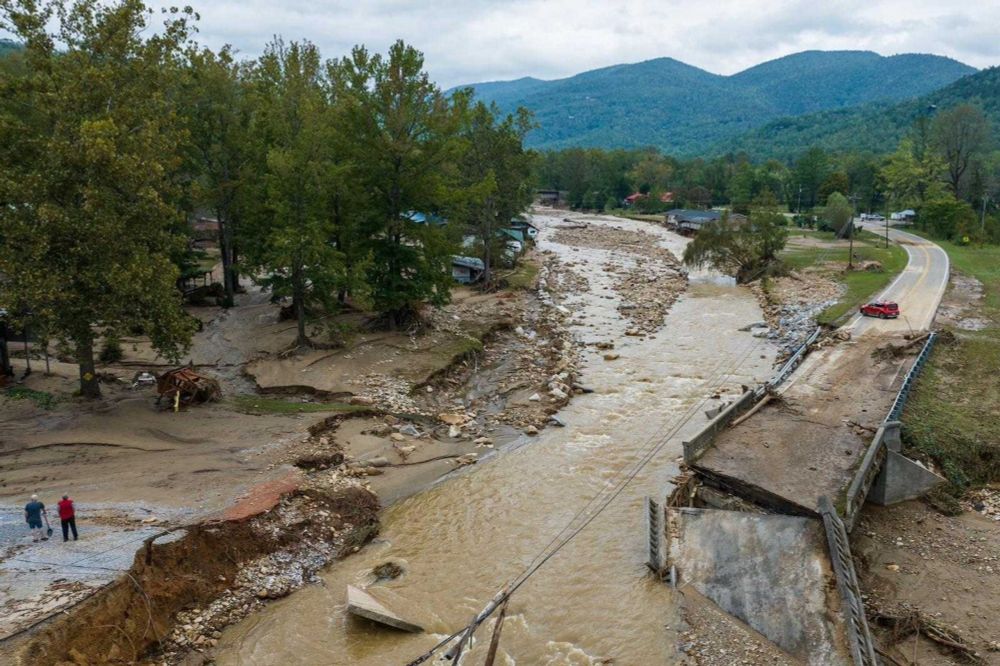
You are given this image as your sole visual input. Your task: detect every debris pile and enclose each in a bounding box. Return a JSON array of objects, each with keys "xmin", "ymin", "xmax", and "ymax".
[{"xmin": 156, "ymin": 366, "xmax": 223, "ymax": 409}]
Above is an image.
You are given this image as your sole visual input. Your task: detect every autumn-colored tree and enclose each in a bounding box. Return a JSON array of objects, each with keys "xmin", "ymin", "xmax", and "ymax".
[{"xmin": 0, "ymin": 0, "xmax": 197, "ymax": 397}]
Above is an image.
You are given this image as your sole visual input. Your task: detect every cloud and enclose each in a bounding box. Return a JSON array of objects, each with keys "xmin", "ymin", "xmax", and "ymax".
[{"xmin": 7, "ymin": 1, "xmax": 1000, "ymax": 86}]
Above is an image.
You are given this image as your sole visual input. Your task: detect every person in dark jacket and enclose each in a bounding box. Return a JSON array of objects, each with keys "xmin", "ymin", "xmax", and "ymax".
[
  {"xmin": 57, "ymin": 495, "xmax": 78, "ymax": 541},
  {"xmin": 25, "ymin": 494, "xmax": 47, "ymax": 542}
]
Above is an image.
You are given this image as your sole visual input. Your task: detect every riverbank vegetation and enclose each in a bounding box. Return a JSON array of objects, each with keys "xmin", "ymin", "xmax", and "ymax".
[
  {"xmin": 0, "ymin": 0, "xmax": 535, "ymax": 397},
  {"xmin": 904, "ymin": 240, "xmax": 1000, "ymax": 495}
]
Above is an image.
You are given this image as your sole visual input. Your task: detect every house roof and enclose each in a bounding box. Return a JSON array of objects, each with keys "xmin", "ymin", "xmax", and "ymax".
[
  {"xmin": 403, "ymin": 211, "xmax": 447, "ymax": 226},
  {"xmin": 500, "ymin": 228, "xmax": 525, "ymax": 242},
  {"xmin": 624, "ymin": 192, "xmax": 646, "ymax": 203},
  {"xmin": 668, "ymin": 209, "xmax": 721, "ymax": 222},
  {"xmin": 452, "ymin": 255, "xmax": 485, "ymax": 270}
]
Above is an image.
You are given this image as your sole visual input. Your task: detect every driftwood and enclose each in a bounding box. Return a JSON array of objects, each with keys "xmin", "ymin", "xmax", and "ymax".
[
  {"xmin": 871, "ymin": 607, "xmax": 985, "ymax": 665},
  {"xmin": 156, "ymin": 367, "xmax": 222, "ymax": 410}
]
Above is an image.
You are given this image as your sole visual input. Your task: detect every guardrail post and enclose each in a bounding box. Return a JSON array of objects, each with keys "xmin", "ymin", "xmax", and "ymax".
[
  {"xmin": 646, "ymin": 497, "xmax": 662, "ymax": 574},
  {"xmin": 818, "ymin": 497, "xmax": 878, "ymax": 666}
]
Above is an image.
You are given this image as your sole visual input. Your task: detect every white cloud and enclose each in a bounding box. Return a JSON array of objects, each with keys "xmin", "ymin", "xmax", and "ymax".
[{"xmin": 8, "ymin": 1, "xmax": 1000, "ymax": 86}]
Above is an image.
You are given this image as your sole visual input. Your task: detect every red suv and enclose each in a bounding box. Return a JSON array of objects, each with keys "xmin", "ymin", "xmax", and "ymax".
[{"xmin": 860, "ymin": 301, "xmax": 900, "ymax": 318}]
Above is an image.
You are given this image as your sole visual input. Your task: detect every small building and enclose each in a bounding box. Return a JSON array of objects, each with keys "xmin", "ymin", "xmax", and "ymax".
[
  {"xmin": 623, "ymin": 192, "xmax": 646, "ymax": 207},
  {"xmin": 664, "ymin": 209, "xmax": 722, "ymax": 235},
  {"xmin": 890, "ymin": 209, "xmax": 916, "ymax": 223},
  {"xmin": 659, "ymin": 192, "xmax": 675, "ymax": 204},
  {"xmin": 451, "ymin": 256, "xmax": 485, "ymax": 284},
  {"xmin": 499, "ymin": 227, "xmax": 525, "ymax": 244},
  {"xmin": 509, "ymin": 217, "xmax": 539, "ymax": 239},
  {"xmin": 535, "ymin": 189, "xmax": 566, "ymax": 206}
]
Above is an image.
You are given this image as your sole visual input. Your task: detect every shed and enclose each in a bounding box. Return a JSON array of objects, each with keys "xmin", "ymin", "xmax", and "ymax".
[{"xmin": 452, "ymin": 256, "xmax": 485, "ymax": 284}]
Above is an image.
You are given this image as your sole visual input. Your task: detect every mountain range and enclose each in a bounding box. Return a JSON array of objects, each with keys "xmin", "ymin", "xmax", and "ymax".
[{"xmin": 458, "ymin": 50, "xmax": 979, "ymax": 157}]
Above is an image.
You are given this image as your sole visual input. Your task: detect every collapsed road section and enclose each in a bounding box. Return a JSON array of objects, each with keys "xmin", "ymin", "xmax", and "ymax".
[{"xmin": 658, "ymin": 225, "xmax": 951, "ymax": 665}]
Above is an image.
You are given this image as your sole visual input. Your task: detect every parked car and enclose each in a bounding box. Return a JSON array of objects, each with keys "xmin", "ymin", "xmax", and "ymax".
[
  {"xmin": 860, "ymin": 301, "xmax": 900, "ymax": 318},
  {"xmin": 868, "ymin": 214, "xmax": 885, "ymax": 222}
]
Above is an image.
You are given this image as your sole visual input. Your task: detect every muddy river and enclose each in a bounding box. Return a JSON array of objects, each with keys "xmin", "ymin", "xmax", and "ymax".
[{"xmin": 216, "ymin": 211, "xmax": 778, "ymax": 665}]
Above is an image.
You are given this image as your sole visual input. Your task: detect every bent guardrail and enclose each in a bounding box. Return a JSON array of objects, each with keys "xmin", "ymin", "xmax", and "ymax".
[{"xmin": 843, "ymin": 332, "xmax": 937, "ymax": 529}]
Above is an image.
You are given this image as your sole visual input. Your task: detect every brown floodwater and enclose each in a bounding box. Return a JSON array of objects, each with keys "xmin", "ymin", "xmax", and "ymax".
[{"xmin": 216, "ymin": 212, "xmax": 778, "ymax": 666}]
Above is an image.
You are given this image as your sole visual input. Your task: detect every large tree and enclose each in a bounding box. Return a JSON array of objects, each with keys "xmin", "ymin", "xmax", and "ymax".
[
  {"xmin": 682, "ymin": 195, "xmax": 788, "ymax": 283},
  {"xmin": 337, "ymin": 40, "xmax": 465, "ymax": 328},
  {"xmin": 454, "ymin": 101, "xmax": 534, "ymax": 287},
  {"xmin": 0, "ymin": 0, "xmax": 197, "ymax": 397},
  {"xmin": 185, "ymin": 46, "xmax": 250, "ymax": 307},
  {"xmin": 932, "ymin": 104, "xmax": 991, "ymax": 198},
  {"xmin": 240, "ymin": 39, "xmax": 344, "ymax": 348}
]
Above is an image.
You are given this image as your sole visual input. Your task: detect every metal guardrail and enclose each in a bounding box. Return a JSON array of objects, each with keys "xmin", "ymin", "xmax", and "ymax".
[
  {"xmin": 843, "ymin": 332, "xmax": 938, "ymax": 527},
  {"xmin": 886, "ymin": 332, "xmax": 937, "ymax": 422},
  {"xmin": 756, "ymin": 326, "xmax": 822, "ymax": 398},
  {"xmin": 818, "ymin": 497, "xmax": 878, "ymax": 666}
]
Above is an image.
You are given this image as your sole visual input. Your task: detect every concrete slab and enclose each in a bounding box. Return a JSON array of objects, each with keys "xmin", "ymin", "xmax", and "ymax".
[
  {"xmin": 346, "ymin": 585, "xmax": 424, "ymax": 633},
  {"xmin": 667, "ymin": 508, "xmax": 852, "ymax": 665},
  {"xmin": 869, "ymin": 451, "xmax": 945, "ymax": 505}
]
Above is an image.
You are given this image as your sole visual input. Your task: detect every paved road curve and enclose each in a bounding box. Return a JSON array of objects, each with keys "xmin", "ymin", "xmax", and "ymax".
[{"xmin": 848, "ymin": 223, "xmax": 950, "ymax": 336}]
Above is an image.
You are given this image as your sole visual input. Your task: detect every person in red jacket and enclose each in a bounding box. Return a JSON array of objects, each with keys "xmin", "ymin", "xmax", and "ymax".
[{"xmin": 57, "ymin": 495, "xmax": 78, "ymax": 542}]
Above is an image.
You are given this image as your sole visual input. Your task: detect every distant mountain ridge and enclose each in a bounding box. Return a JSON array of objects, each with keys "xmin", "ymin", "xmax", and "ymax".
[
  {"xmin": 717, "ymin": 66, "xmax": 1000, "ymax": 160},
  {"xmin": 457, "ymin": 50, "xmax": 977, "ymax": 155}
]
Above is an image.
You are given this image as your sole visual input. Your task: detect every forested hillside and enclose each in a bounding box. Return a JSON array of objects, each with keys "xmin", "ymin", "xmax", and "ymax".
[
  {"xmin": 460, "ymin": 50, "xmax": 975, "ymax": 154},
  {"xmin": 722, "ymin": 66, "xmax": 1000, "ymax": 160}
]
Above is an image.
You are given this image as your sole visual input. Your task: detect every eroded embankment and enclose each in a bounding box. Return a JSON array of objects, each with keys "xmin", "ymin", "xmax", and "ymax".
[{"xmin": 11, "ymin": 484, "xmax": 378, "ymax": 665}]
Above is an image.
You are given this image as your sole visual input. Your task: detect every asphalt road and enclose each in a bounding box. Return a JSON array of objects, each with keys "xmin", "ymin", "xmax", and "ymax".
[{"xmin": 848, "ymin": 223, "xmax": 950, "ymax": 336}]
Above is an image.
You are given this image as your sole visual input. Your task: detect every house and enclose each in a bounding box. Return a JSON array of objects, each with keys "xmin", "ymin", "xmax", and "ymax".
[
  {"xmin": 452, "ymin": 256, "xmax": 485, "ymax": 284},
  {"xmin": 890, "ymin": 209, "xmax": 916, "ymax": 223},
  {"xmin": 499, "ymin": 227, "xmax": 525, "ymax": 245},
  {"xmin": 664, "ymin": 209, "xmax": 722, "ymax": 235},
  {"xmin": 509, "ymin": 217, "xmax": 539, "ymax": 240},
  {"xmin": 659, "ymin": 192, "xmax": 675, "ymax": 204},
  {"xmin": 623, "ymin": 192, "xmax": 646, "ymax": 207}
]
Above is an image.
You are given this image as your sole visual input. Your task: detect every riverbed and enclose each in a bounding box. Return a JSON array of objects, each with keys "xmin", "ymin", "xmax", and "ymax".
[{"xmin": 215, "ymin": 210, "xmax": 779, "ymax": 665}]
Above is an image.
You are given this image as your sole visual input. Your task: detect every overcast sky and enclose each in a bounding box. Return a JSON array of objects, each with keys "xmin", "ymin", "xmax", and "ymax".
[{"xmin": 9, "ymin": 1, "xmax": 1000, "ymax": 87}]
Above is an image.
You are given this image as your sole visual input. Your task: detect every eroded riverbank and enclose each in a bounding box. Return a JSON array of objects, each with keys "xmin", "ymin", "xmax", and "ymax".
[{"xmin": 213, "ymin": 210, "xmax": 779, "ymax": 665}]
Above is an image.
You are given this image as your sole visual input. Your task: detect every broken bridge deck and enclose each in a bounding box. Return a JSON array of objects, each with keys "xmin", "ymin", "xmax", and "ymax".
[{"xmin": 693, "ymin": 336, "xmax": 917, "ymax": 514}]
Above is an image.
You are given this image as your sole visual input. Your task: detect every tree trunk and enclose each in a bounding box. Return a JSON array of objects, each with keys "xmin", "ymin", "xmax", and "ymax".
[
  {"xmin": 75, "ymin": 335, "xmax": 101, "ymax": 399},
  {"xmin": 292, "ymin": 265, "xmax": 309, "ymax": 348},
  {"xmin": 217, "ymin": 208, "xmax": 236, "ymax": 308}
]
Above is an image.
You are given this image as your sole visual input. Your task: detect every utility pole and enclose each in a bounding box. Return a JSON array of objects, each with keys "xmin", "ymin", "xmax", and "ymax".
[
  {"xmin": 848, "ymin": 194, "xmax": 860, "ymax": 270},
  {"xmin": 982, "ymin": 195, "xmax": 989, "ymax": 233},
  {"xmin": 796, "ymin": 185, "xmax": 802, "ymax": 215}
]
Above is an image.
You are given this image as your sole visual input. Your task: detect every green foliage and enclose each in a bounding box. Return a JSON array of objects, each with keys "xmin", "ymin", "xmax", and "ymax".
[
  {"xmin": 462, "ymin": 51, "xmax": 973, "ymax": 155},
  {"xmin": 0, "ymin": 0, "xmax": 198, "ymax": 397},
  {"xmin": 682, "ymin": 203, "xmax": 789, "ymax": 283},
  {"xmin": 726, "ymin": 67, "xmax": 1000, "ymax": 160},
  {"xmin": 919, "ymin": 196, "xmax": 978, "ymax": 241},
  {"xmin": 99, "ymin": 336, "xmax": 124, "ymax": 364},
  {"xmin": 4, "ymin": 387, "xmax": 57, "ymax": 409},
  {"xmin": 230, "ymin": 395, "xmax": 366, "ymax": 415},
  {"xmin": 453, "ymin": 102, "xmax": 535, "ymax": 285},
  {"xmin": 239, "ymin": 39, "xmax": 345, "ymax": 347},
  {"xmin": 821, "ymin": 192, "xmax": 854, "ymax": 237},
  {"xmin": 336, "ymin": 41, "xmax": 466, "ymax": 327}
]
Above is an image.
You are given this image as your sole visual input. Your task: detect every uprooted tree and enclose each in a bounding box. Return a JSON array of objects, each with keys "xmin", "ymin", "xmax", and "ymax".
[
  {"xmin": 682, "ymin": 195, "xmax": 789, "ymax": 283},
  {"xmin": 0, "ymin": 0, "xmax": 197, "ymax": 398}
]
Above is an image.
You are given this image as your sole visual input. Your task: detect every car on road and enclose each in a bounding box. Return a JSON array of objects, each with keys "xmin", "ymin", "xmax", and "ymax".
[{"xmin": 860, "ymin": 301, "xmax": 900, "ymax": 318}]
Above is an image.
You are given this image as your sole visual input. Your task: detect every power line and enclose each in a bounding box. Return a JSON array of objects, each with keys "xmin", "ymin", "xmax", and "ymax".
[{"xmin": 406, "ymin": 331, "xmax": 770, "ymax": 665}]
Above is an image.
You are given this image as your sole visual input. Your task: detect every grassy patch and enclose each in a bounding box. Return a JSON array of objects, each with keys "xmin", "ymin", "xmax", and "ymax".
[
  {"xmin": 781, "ymin": 233, "xmax": 908, "ymax": 325},
  {"xmin": 230, "ymin": 395, "xmax": 366, "ymax": 415},
  {"xmin": 504, "ymin": 258, "xmax": 540, "ymax": 291},
  {"xmin": 902, "ymin": 239, "xmax": 1000, "ymax": 492},
  {"xmin": 4, "ymin": 387, "xmax": 58, "ymax": 409}
]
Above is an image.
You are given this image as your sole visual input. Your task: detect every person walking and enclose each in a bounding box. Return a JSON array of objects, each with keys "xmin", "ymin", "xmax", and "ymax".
[
  {"xmin": 58, "ymin": 495, "xmax": 78, "ymax": 542},
  {"xmin": 24, "ymin": 494, "xmax": 48, "ymax": 542}
]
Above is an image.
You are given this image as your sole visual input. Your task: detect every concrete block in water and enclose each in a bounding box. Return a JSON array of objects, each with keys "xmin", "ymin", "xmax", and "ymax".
[
  {"xmin": 868, "ymin": 450, "xmax": 945, "ymax": 505},
  {"xmin": 346, "ymin": 585, "xmax": 424, "ymax": 633}
]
